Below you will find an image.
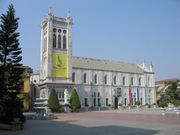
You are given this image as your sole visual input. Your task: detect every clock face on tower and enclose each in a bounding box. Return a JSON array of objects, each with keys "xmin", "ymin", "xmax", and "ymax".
[{"xmin": 51, "ymin": 52, "xmax": 68, "ymax": 78}]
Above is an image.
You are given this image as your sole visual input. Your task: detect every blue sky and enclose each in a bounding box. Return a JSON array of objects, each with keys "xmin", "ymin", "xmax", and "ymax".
[{"xmin": 0, "ymin": 0, "xmax": 180, "ymax": 80}]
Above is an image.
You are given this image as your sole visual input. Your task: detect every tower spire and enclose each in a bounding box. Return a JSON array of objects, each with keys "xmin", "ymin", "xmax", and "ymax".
[
  {"xmin": 66, "ymin": 10, "xmax": 72, "ymax": 20},
  {"xmin": 48, "ymin": 7, "xmax": 53, "ymax": 16}
]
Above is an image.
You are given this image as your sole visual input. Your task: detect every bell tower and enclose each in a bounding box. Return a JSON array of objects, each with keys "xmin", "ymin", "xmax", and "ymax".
[{"xmin": 40, "ymin": 9, "xmax": 73, "ymax": 84}]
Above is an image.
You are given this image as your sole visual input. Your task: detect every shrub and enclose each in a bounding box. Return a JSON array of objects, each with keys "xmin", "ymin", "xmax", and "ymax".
[
  {"xmin": 59, "ymin": 107, "xmax": 65, "ymax": 113},
  {"xmin": 70, "ymin": 88, "xmax": 81, "ymax": 112},
  {"xmin": 171, "ymin": 100, "xmax": 180, "ymax": 107},
  {"xmin": 48, "ymin": 88, "xmax": 60, "ymax": 112},
  {"xmin": 136, "ymin": 101, "xmax": 141, "ymax": 106},
  {"xmin": 159, "ymin": 101, "xmax": 167, "ymax": 108}
]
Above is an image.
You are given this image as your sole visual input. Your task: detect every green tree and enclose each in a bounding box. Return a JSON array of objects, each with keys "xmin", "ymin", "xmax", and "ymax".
[
  {"xmin": 0, "ymin": 4, "xmax": 24, "ymax": 123},
  {"xmin": 48, "ymin": 88, "xmax": 60, "ymax": 112},
  {"xmin": 166, "ymin": 81, "xmax": 180, "ymax": 101},
  {"xmin": 70, "ymin": 88, "xmax": 81, "ymax": 112},
  {"xmin": 0, "ymin": 4, "xmax": 22, "ymax": 95},
  {"xmin": 158, "ymin": 80, "xmax": 180, "ymax": 107}
]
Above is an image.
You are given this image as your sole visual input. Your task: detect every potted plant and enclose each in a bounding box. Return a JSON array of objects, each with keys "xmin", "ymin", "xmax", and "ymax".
[
  {"xmin": 128, "ymin": 103, "xmax": 131, "ymax": 110},
  {"xmin": 136, "ymin": 101, "xmax": 141, "ymax": 111}
]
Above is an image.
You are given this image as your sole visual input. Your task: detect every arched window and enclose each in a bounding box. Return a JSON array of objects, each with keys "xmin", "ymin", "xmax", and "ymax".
[
  {"xmin": 83, "ymin": 73, "xmax": 87, "ymax": 83},
  {"xmin": 123, "ymin": 76, "xmax": 126, "ymax": 85},
  {"xmin": 114, "ymin": 76, "xmax": 117, "ymax": 85},
  {"xmin": 139, "ymin": 77, "xmax": 141, "ymax": 86},
  {"xmin": 94, "ymin": 74, "xmax": 97, "ymax": 84},
  {"xmin": 131, "ymin": 77, "xmax": 134, "ymax": 86},
  {"xmin": 58, "ymin": 35, "xmax": 61, "ymax": 48},
  {"xmin": 104, "ymin": 75, "xmax": 107, "ymax": 84},
  {"xmin": 53, "ymin": 34, "xmax": 56, "ymax": 48},
  {"xmin": 63, "ymin": 30, "xmax": 67, "ymax": 34},
  {"xmin": 58, "ymin": 29, "xmax": 61, "ymax": 33},
  {"xmin": 63, "ymin": 35, "xmax": 66, "ymax": 49},
  {"xmin": 72, "ymin": 72, "xmax": 75, "ymax": 83}
]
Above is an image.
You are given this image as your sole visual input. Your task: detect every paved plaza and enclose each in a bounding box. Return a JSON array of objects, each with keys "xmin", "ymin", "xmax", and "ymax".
[{"xmin": 0, "ymin": 109, "xmax": 180, "ymax": 135}]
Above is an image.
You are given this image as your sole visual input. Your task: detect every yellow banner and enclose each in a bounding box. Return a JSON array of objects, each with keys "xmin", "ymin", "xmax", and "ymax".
[{"xmin": 52, "ymin": 52, "xmax": 68, "ymax": 77}]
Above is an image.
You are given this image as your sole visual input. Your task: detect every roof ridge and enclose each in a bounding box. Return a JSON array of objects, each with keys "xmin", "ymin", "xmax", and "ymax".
[{"xmin": 72, "ymin": 56, "xmax": 135, "ymax": 65}]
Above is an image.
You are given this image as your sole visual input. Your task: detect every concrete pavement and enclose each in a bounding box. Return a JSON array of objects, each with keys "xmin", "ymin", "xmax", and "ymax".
[{"xmin": 0, "ymin": 109, "xmax": 180, "ymax": 135}]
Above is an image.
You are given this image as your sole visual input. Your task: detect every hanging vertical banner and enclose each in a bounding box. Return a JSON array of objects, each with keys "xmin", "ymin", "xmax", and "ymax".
[
  {"xmin": 137, "ymin": 87, "xmax": 139, "ymax": 101},
  {"xmin": 52, "ymin": 52, "xmax": 68, "ymax": 77},
  {"xmin": 129, "ymin": 86, "xmax": 132, "ymax": 104},
  {"xmin": 145, "ymin": 88, "xmax": 147, "ymax": 104}
]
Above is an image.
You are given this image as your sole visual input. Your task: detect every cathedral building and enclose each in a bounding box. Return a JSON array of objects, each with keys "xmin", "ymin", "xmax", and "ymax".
[{"xmin": 32, "ymin": 10, "xmax": 155, "ymax": 109}]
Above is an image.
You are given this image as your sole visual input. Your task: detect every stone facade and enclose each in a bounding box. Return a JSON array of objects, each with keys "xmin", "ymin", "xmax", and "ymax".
[{"xmin": 31, "ymin": 10, "xmax": 155, "ymax": 109}]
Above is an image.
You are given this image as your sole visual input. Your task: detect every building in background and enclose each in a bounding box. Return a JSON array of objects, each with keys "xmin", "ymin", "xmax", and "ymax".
[
  {"xmin": 30, "ymin": 70, "xmax": 40, "ymax": 109},
  {"xmin": 31, "ymin": 10, "xmax": 155, "ymax": 110},
  {"xmin": 155, "ymin": 78, "xmax": 178, "ymax": 101},
  {"xmin": 0, "ymin": 63, "xmax": 33, "ymax": 111},
  {"xmin": 21, "ymin": 66, "xmax": 33, "ymax": 111}
]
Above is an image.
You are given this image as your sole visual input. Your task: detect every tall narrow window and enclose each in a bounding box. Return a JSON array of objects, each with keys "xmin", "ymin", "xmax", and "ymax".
[
  {"xmin": 53, "ymin": 34, "xmax": 56, "ymax": 48},
  {"xmin": 63, "ymin": 35, "xmax": 66, "ymax": 49},
  {"xmin": 131, "ymin": 77, "xmax": 134, "ymax": 85},
  {"xmin": 43, "ymin": 37, "xmax": 47, "ymax": 52},
  {"xmin": 104, "ymin": 75, "xmax": 107, "ymax": 84},
  {"xmin": 123, "ymin": 76, "xmax": 126, "ymax": 85},
  {"xmin": 124, "ymin": 98, "xmax": 127, "ymax": 106},
  {"xmin": 98, "ymin": 92, "xmax": 100, "ymax": 106},
  {"xmin": 62, "ymin": 92, "xmax": 64, "ymax": 99},
  {"xmin": 139, "ymin": 77, "xmax": 141, "ymax": 86},
  {"xmin": 114, "ymin": 76, "xmax": 117, "ymax": 85},
  {"xmin": 83, "ymin": 73, "xmax": 87, "ymax": 83},
  {"xmin": 94, "ymin": 92, "xmax": 96, "ymax": 106},
  {"xmin": 94, "ymin": 74, "xmax": 97, "ymax": 84},
  {"xmin": 58, "ymin": 92, "xmax": 61, "ymax": 99},
  {"xmin": 84, "ymin": 98, "xmax": 88, "ymax": 107},
  {"xmin": 72, "ymin": 72, "xmax": 75, "ymax": 83},
  {"xmin": 33, "ymin": 87, "xmax": 36, "ymax": 97},
  {"xmin": 58, "ymin": 92, "xmax": 64, "ymax": 99},
  {"xmin": 58, "ymin": 35, "xmax": 61, "ymax": 48},
  {"xmin": 106, "ymin": 98, "xmax": 108, "ymax": 106}
]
